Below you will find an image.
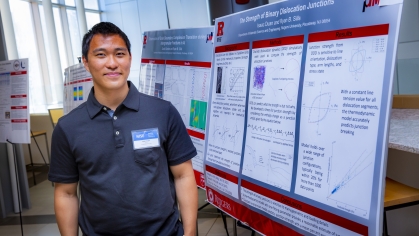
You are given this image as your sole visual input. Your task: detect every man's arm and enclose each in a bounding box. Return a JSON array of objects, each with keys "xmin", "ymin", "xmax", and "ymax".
[
  {"xmin": 170, "ymin": 160, "xmax": 198, "ymax": 236},
  {"xmin": 54, "ymin": 182, "xmax": 79, "ymax": 236}
]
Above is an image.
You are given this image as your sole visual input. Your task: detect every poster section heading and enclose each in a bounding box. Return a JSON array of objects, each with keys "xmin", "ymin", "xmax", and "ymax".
[
  {"xmin": 232, "ymin": 1, "xmax": 335, "ymax": 37},
  {"xmin": 205, "ymin": 0, "xmax": 401, "ymax": 235},
  {"xmin": 143, "ymin": 29, "xmax": 214, "ymax": 57}
]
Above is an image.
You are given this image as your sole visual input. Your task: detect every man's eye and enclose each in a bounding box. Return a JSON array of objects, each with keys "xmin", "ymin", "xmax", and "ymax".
[
  {"xmin": 116, "ymin": 52, "xmax": 125, "ymax": 56},
  {"xmin": 96, "ymin": 53, "xmax": 105, "ymax": 57}
]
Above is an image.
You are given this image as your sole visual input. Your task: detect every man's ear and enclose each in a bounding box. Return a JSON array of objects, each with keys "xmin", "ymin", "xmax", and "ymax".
[{"xmin": 82, "ymin": 56, "xmax": 90, "ymax": 73}]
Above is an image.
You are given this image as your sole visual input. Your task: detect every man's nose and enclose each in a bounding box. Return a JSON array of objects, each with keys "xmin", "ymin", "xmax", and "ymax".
[{"xmin": 105, "ymin": 55, "xmax": 118, "ymax": 69}]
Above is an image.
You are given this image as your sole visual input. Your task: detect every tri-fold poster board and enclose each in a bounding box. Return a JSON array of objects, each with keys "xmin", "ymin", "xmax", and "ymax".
[
  {"xmin": 139, "ymin": 0, "xmax": 403, "ymax": 235},
  {"xmin": 203, "ymin": 0, "xmax": 403, "ymax": 235}
]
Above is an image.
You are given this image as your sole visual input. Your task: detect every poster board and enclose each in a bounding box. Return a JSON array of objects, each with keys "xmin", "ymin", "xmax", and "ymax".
[
  {"xmin": 63, "ymin": 64, "xmax": 93, "ymax": 115},
  {"xmin": 204, "ymin": 0, "xmax": 403, "ymax": 235},
  {"xmin": 139, "ymin": 27, "xmax": 214, "ymax": 188},
  {"xmin": 0, "ymin": 59, "xmax": 30, "ymax": 144}
]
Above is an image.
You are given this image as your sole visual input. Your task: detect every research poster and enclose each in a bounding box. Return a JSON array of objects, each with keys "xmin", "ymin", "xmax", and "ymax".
[
  {"xmin": 139, "ymin": 27, "xmax": 214, "ymax": 188},
  {"xmin": 63, "ymin": 64, "xmax": 93, "ymax": 115},
  {"xmin": 204, "ymin": 1, "xmax": 403, "ymax": 235},
  {"xmin": 0, "ymin": 59, "xmax": 30, "ymax": 144}
]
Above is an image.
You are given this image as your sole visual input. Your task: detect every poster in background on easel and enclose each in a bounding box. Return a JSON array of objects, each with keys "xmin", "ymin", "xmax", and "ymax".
[
  {"xmin": 63, "ymin": 64, "xmax": 93, "ymax": 115},
  {"xmin": 0, "ymin": 58, "xmax": 30, "ymax": 144},
  {"xmin": 139, "ymin": 27, "xmax": 214, "ymax": 189}
]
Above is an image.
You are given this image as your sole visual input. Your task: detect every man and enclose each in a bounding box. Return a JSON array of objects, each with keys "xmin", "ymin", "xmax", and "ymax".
[{"xmin": 48, "ymin": 22, "xmax": 198, "ymax": 236}]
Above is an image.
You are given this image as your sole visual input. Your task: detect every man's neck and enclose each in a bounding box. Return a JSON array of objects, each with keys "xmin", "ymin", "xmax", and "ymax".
[{"xmin": 94, "ymin": 83, "xmax": 130, "ymax": 111}]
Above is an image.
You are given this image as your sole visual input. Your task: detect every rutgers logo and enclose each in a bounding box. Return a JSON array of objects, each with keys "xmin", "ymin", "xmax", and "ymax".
[
  {"xmin": 363, "ymin": 0, "xmax": 379, "ymax": 12},
  {"xmin": 143, "ymin": 35, "xmax": 147, "ymax": 45},
  {"xmin": 217, "ymin": 22, "xmax": 224, "ymax": 36},
  {"xmin": 208, "ymin": 189, "xmax": 214, "ymax": 202}
]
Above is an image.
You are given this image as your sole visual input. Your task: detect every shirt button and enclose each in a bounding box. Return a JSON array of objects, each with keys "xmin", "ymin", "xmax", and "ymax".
[
  {"xmin": 103, "ymin": 107, "xmax": 107, "ymax": 111},
  {"xmin": 114, "ymin": 116, "xmax": 117, "ymax": 120},
  {"xmin": 116, "ymin": 131, "xmax": 119, "ymax": 135}
]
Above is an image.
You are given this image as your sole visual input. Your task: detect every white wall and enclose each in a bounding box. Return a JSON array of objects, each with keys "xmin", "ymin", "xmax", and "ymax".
[
  {"xmin": 166, "ymin": 0, "xmax": 210, "ymax": 28},
  {"xmin": 395, "ymin": 0, "xmax": 419, "ymax": 94},
  {"xmin": 101, "ymin": 0, "xmax": 169, "ymax": 87}
]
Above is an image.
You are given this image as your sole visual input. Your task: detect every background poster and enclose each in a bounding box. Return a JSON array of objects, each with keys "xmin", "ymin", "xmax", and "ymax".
[
  {"xmin": 63, "ymin": 64, "xmax": 92, "ymax": 115},
  {"xmin": 139, "ymin": 27, "xmax": 214, "ymax": 188},
  {"xmin": 204, "ymin": 1, "xmax": 402, "ymax": 235},
  {"xmin": 0, "ymin": 59, "xmax": 30, "ymax": 144}
]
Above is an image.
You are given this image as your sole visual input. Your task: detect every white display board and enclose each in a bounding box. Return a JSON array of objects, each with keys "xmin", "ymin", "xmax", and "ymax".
[
  {"xmin": 203, "ymin": 1, "xmax": 403, "ymax": 235},
  {"xmin": 63, "ymin": 64, "xmax": 93, "ymax": 115},
  {"xmin": 139, "ymin": 27, "xmax": 214, "ymax": 188},
  {"xmin": 0, "ymin": 59, "xmax": 30, "ymax": 144}
]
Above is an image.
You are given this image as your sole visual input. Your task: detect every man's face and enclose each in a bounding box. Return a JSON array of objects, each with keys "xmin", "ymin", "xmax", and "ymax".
[{"xmin": 82, "ymin": 34, "xmax": 132, "ymax": 93}]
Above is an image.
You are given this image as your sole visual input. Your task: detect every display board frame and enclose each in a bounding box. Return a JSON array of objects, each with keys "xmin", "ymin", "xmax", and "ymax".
[{"xmin": 203, "ymin": 1, "xmax": 403, "ymax": 235}]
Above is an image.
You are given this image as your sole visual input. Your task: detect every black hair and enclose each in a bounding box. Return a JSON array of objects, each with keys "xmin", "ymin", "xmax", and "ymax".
[{"xmin": 82, "ymin": 22, "xmax": 131, "ymax": 61}]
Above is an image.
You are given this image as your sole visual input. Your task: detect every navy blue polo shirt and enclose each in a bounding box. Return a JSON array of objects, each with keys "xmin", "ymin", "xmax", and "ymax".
[{"xmin": 48, "ymin": 81, "xmax": 197, "ymax": 236}]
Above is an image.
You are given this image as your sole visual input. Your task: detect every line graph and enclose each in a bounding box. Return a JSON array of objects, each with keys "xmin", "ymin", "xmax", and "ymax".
[
  {"xmin": 324, "ymin": 146, "xmax": 373, "ymax": 217},
  {"xmin": 302, "ymin": 81, "xmax": 338, "ymax": 135},
  {"xmin": 328, "ymin": 149, "xmax": 373, "ymax": 197},
  {"xmin": 211, "ymin": 119, "xmax": 242, "ymax": 147},
  {"xmin": 243, "ymin": 145, "xmax": 292, "ymax": 190},
  {"xmin": 189, "ymin": 68, "xmax": 211, "ymax": 101},
  {"xmin": 163, "ymin": 94, "xmax": 189, "ymax": 125},
  {"xmin": 229, "ymin": 67, "xmax": 246, "ymax": 93},
  {"xmin": 344, "ymin": 40, "xmax": 373, "ymax": 81},
  {"xmin": 164, "ymin": 66, "xmax": 188, "ymax": 96}
]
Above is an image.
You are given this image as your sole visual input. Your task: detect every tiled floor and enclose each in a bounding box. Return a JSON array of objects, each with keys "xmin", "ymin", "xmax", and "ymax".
[{"xmin": 0, "ymin": 179, "xmax": 261, "ymax": 236}]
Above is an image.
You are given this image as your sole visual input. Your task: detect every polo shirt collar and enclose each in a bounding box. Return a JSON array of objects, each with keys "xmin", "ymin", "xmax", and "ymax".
[{"xmin": 86, "ymin": 81, "xmax": 140, "ymax": 119}]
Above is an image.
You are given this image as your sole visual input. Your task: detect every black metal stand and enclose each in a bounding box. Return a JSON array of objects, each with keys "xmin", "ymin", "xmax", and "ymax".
[{"xmin": 6, "ymin": 139, "xmax": 24, "ymax": 236}]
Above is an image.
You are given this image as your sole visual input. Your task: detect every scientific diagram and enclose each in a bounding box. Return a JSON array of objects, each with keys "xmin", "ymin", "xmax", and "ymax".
[
  {"xmin": 325, "ymin": 143, "xmax": 373, "ymax": 217},
  {"xmin": 189, "ymin": 68, "xmax": 211, "ymax": 101},
  {"xmin": 301, "ymin": 81, "xmax": 338, "ymax": 136},
  {"xmin": 189, "ymin": 100, "xmax": 207, "ymax": 130},
  {"xmin": 216, "ymin": 67, "xmax": 226, "ymax": 94},
  {"xmin": 164, "ymin": 66, "xmax": 188, "ymax": 96},
  {"xmin": 345, "ymin": 41, "xmax": 373, "ymax": 81},
  {"xmin": 139, "ymin": 63, "xmax": 165, "ymax": 96},
  {"xmin": 163, "ymin": 94, "xmax": 189, "ymax": 125},
  {"xmin": 242, "ymin": 145, "xmax": 292, "ymax": 190},
  {"xmin": 229, "ymin": 67, "xmax": 246, "ymax": 93},
  {"xmin": 211, "ymin": 118, "xmax": 242, "ymax": 148},
  {"xmin": 265, "ymin": 58, "xmax": 301, "ymax": 101},
  {"xmin": 253, "ymin": 66, "xmax": 266, "ymax": 91}
]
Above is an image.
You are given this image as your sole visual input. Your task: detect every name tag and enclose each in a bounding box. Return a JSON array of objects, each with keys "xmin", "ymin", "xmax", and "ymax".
[{"xmin": 131, "ymin": 128, "xmax": 160, "ymax": 150}]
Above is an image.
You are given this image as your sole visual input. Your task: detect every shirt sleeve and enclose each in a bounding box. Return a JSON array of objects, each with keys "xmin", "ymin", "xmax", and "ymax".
[
  {"xmin": 48, "ymin": 121, "xmax": 79, "ymax": 183},
  {"xmin": 165, "ymin": 103, "xmax": 197, "ymax": 166}
]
